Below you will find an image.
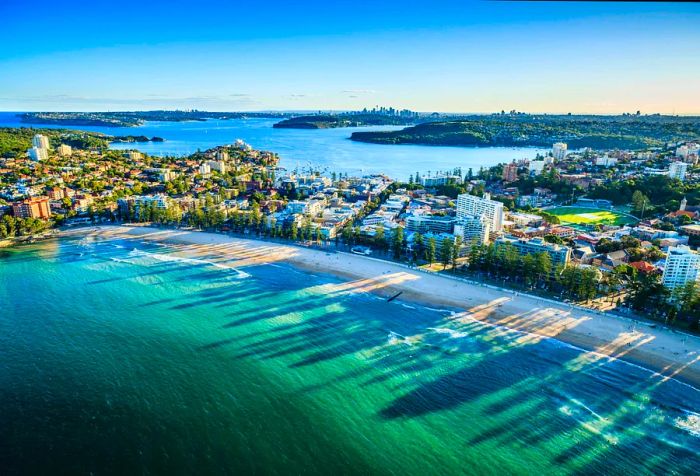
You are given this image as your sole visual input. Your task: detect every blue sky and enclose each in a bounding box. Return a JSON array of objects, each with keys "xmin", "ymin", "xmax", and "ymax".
[{"xmin": 1, "ymin": 0, "xmax": 699, "ymax": 113}]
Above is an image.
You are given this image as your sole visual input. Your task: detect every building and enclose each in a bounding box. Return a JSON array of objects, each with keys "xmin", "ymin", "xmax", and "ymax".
[
  {"xmin": 47, "ymin": 187, "xmax": 65, "ymax": 200},
  {"xmin": 12, "ymin": 196, "xmax": 51, "ymax": 219},
  {"xmin": 420, "ymin": 174, "xmax": 462, "ymax": 187},
  {"xmin": 126, "ymin": 151, "xmax": 143, "ymax": 161},
  {"xmin": 198, "ymin": 163, "xmax": 211, "ymax": 176},
  {"xmin": 596, "ymin": 156, "xmax": 618, "ymax": 167},
  {"xmin": 206, "ymin": 160, "xmax": 227, "ymax": 174},
  {"xmin": 529, "ymin": 160, "xmax": 546, "ymax": 175},
  {"xmin": 32, "ymin": 134, "xmax": 50, "ymax": 150},
  {"xmin": 27, "ymin": 147, "xmax": 48, "ymax": 161},
  {"xmin": 57, "ymin": 144, "xmax": 72, "ymax": 157},
  {"xmin": 456, "ymin": 193, "xmax": 504, "ymax": 233},
  {"xmin": 669, "ymin": 161, "xmax": 688, "ymax": 181},
  {"xmin": 662, "ymin": 245, "xmax": 700, "ymax": 290},
  {"xmin": 405, "ymin": 215, "xmax": 455, "ymax": 234},
  {"xmin": 117, "ymin": 195, "xmax": 169, "ymax": 215},
  {"xmin": 552, "ymin": 142, "xmax": 567, "ymax": 160},
  {"xmin": 676, "ymin": 143, "xmax": 699, "ymax": 160},
  {"xmin": 285, "ymin": 200, "xmax": 324, "ymax": 216},
  {"xmin": 215, "ymin": 150, "xmax": 229, "ymax": 162},
  {"xmin": 502, "ymin": 161, "xmax": 519, "ymax": 182},
  {"xmin": 454, "ymin": 214, "xmax": 490, "ymax": 245},
  {"xmin": 495, "ymin": 236, "xmax": 571, "ymax": 269}
]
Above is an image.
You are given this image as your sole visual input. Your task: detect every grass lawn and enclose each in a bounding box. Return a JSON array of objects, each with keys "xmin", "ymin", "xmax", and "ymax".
[{"xmin": 547, "ymin": 207, "xmax": 636, "ymax": 226}]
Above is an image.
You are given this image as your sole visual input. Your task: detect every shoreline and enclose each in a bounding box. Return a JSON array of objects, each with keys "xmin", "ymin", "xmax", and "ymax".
[{"xmin": 59, "ymin": 224, "xmax": 700, "ymax": 388}]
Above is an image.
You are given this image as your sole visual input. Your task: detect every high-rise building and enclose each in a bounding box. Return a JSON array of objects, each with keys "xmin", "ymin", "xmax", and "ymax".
[
  {"xmin": 57, "ymin": 144, "xmax": 72, "ymax": 157},
  {"xmin": 456, "ymin": 193, "xmax": 504, "ymax": 233},
  {"xmin": 662, "ymin": 245, "xmax": 700, "ymax": 290},
  {"xmin": 454, "ymin": 214, "xmax": 490, "ymax": 245},
  {"xmin": 32, "ymin": 134, "xmax": 50, "ymax": 150},
  {"xmin": 552, "ymin": 142, "xmax": 568, "ymax": 160},
  {"xmin": 669, "ymin": 161, "xmax": 688, "ymax": 181},
  {"xmin": 12, "ymin": 197, "xmax": 51, "ymax": 219},
  {"xmin": 502, "ymin": 161, "xmax": 519, "ymax": 182},
  {"xmin": 27, "ymin": 147, "xmax": 49, "ymax": 161}
]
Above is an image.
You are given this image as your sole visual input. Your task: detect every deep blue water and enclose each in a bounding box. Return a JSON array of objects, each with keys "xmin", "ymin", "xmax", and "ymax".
[{"xmin": 0, "ymin": 111, "xmax": 546, "ymax": 180}]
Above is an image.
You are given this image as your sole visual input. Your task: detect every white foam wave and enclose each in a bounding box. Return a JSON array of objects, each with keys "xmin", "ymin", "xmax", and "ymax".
[
  {"xmin": 427, "ymin": 327, "xmax": 469, "ymax": 339},
  {"xmin": 126, "ymin": 248, "xmax": 251, "ymax": 278}
]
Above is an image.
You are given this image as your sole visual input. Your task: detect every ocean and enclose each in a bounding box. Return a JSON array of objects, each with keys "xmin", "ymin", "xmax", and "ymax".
[
  {"xmin": 1, "ymin": 236, "xmax": 699, "ymax": 474},
  {"xmin": 0, "ymin": 112, "xmax": 546, "ymax": 180}
]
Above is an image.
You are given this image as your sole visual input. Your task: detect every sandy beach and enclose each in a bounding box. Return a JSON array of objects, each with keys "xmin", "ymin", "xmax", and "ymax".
[{"xmin": 61, "ymin": 224, "xmax": 700, "ymax": 387}]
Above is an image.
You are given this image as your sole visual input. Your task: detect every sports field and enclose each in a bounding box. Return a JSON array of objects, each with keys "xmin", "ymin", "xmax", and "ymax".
[{"xmin": 546, "ymin": 207, "xmax": 636, "ymax": 226}]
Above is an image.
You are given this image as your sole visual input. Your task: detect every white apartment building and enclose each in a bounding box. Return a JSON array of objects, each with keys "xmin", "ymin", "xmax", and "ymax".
[
  {"xmin": 662, "ymin": 245, "xmax": 700, "ymax": 290},
  {"xmin": 454, "ymin": 214, "xmax": 490, "ymax": 245},
  {"xmin": 286, "ymin": 199, "xmax": 324, "ymax": 216},
  {"xmin": 32, "ymin": 134, "xmax": 50, "ymax": 150},
  {"xmin": 552, "ymin": 142, "xmax": 567, "ymax": 160},
  {"xmin": 669, "ymin": 161, "xmax": 688, "ymax": 181},
  {"xmin": 420, "ymin": 174, "xmax": 462, "ymax": 187},
  {"xmin": 199, "ymin": 163, "xmax": 211, "ymax": 175},
  {"xmin": 206, "ymin": 160, "xmax": 227, "ymax": 174},
  {"xmin": 405, "ymin": 215, "xmax": 455, "ymax": 234},
  {"xmin": 596, "ymin": 156, "xmax": 618, "ymax": 167},
  {"xmin": 456, "ymin": 193, "xmax": 504, "ymax": 233},
  {"xmin": 529, "ymin": 160, "xmax": 546, "ymax": 175},
  {"xmin": 27, "ymin": 146, "xmax": 48, "ymax": 161}
]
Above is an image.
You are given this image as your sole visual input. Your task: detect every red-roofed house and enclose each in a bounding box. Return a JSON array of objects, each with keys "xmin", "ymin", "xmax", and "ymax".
[{"xmin": 629, "ymin": 261, "xmax": 658, "ymax": 274}]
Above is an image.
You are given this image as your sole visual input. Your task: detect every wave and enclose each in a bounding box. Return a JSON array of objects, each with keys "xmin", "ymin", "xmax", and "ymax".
[{"xmin": 121, "ymin": 248, "xmax": 251, "ymax": 278}]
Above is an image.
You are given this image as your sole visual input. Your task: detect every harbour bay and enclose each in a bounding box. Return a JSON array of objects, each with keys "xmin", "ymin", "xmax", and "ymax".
[{"xmin": 0, "ymin": 112, "xmax": 546, "ymax": 180}]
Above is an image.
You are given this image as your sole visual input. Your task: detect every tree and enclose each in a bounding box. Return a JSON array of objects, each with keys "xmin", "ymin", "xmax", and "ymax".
[
  {"xmin": 631, "ymin": 190, "xmax": 651, "ymax": 216},
  {"xmin": 374, "ymin": 225, "xmax": 387, "ymax": 251},
  {"xmin": 440, "ymin": 238, "xmax": 453, "ymax": 270},
  {"xmin": 392, "ymin": 226, "xmax": 404, "ymax": 260},
  {"xmin": 451, "ymin": 236, "xmax": 463, "ymax": 271},
  {"xmin": 426, "ymin": 237, "xmax": 437, "ymax": 265},
  {"xmin": 412, "ymin": 232, "xmax": 424, "ymax": 261}
]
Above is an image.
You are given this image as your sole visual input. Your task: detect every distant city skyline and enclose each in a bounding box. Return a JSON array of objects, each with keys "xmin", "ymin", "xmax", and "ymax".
[{"xmin": 1, "ymin": 0, "xmax": 699, "ymax": 114}]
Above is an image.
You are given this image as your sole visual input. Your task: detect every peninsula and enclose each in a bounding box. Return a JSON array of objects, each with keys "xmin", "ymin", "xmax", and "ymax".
[
  {"xmin": 19, "ymin": 110, "xmax": 293, "ymax": 128},
  {"xmin": 350, "ymin": 114, "xmax": 700, "ymax": 150}
]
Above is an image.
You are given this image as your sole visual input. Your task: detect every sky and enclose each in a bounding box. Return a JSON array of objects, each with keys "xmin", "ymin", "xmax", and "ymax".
[{"xmin": 1, "ymin": 0, "xmax": 699, "ymax": 114}]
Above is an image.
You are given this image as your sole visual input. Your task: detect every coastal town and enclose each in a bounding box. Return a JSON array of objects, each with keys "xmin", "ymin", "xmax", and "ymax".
[{"xmin": 2, "ymin": 128, "xmax": 700, "ymax": 327}]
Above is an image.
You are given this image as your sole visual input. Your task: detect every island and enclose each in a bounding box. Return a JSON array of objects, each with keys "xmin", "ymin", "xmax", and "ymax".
[
  {"xmin": 350, "ymin": 114, "xmax": 700, "ymax": 150},
  {"xmin": 111, "ymin": 135, "xmax": 165, "ymax": 143}
]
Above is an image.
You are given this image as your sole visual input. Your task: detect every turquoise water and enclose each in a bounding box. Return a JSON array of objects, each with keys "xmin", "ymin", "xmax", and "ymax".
[
  {"xmin": 2, "ymin": 236, "xmax": 700, "ymax": 474},
  {"xmin": 0, "ymin": 112, "xmax": 546, "ymax": 180}
]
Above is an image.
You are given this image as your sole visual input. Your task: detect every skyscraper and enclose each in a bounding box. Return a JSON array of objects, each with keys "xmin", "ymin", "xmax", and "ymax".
[
  {"xmin": 32, "ymin": 134, "xmax": 50, "ymax": 150},
  {"xmin": 669, "ymin": 161, "xmax": 688, "ymax": 181},
  {"xmin": 502, "ymin": 161, "xmax": 519, "ymax": 182},
  {"xmin": 456, "ymin": 193, "xmax": 504, "ymax": 233},
  {"xmin": 662, "ymin": 245, "xmax": 700, "ymax": 290},
  {"xmin": 552, "ymin": 142, "xmax": 567, "ymax": 160}
]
